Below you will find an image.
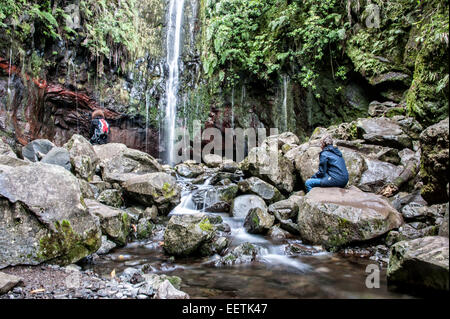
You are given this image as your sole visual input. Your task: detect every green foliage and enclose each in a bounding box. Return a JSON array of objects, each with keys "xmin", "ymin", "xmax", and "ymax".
[
  {"xmin": 202, "ymin": 0, "xmax": 349, "ymax": 90},
  {"xmin": 80, "ymin": 0, "xmax": 142, "ymax": 74}
]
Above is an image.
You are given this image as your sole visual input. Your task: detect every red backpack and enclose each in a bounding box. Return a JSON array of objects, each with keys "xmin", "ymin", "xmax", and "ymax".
[{"xmin": 98, "ymin": 119, "xmax": 109, "ymax": 134}]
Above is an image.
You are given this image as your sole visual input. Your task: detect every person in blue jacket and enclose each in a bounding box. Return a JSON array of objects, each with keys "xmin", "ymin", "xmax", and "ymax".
[{"xmin": 305, "ymin": 135, "xmax": 349, "ymax": 193}]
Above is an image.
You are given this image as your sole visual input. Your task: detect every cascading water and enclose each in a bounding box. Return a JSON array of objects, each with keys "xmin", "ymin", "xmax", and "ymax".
[
  {"xmin": 164, "ymin": 0, "xmax": 186, "ymax": 165},
  {"xmin": 282, "ymin": 75, "xmax": 289, "ymax": 132}
]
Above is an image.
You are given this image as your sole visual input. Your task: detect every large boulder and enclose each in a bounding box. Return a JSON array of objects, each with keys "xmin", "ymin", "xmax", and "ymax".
[
  {"xmin": 94, "ymin": 143, "xmax": 162, "ymax": 183},
  {"xmin": 387, "ymin": 236, "xmax": 449, "ymax": 292},
  {"xmin": 297, "ymin": 187, "xmax": 403, "ymax": 250},
  {"xmin": 175, "ymin": 162, "xmax": 204, "ymax": 178},
  {"xmin": 355, "ymin": 117, "xmax": 413, "ymax": 149},
  {"xmin": 238, "ymin": 177, "xmax": 284, "ymax": 205},
  {"xmin": 22, "ymin": 139, "xmax": 55, "ymax": 162},
  {"xmin": 41, "ymin": 147, "xmax": 71, "ymax": 171},
  {"xmin": 419, "ymin": 118, "xmax": 449, "ymax": 204},
  {"xmin": 358, "ymin": 159, "xmax": 404, "ymax": 193},
  {"xmin": 163, "ymin": 213, "xmax": 229, "ymax": 257},
  {"xmin": 84, "ymin": 199, "xmax": 130, "ymax": 246},
  {"xmin": 231, "ymin": 195, "xmax": 268, "ymax": 219},
  {"xmin": 63, "ymin": 134, "xmax": 99, "ymax": 181},
  {"xmin": 0, "ymin": 163, "xmax": 102, "ymax": 268},
  {"xmin": 122, "ymin": 172, "xmax": 180, "ymax": 214},
  {"xmin": 240, "ymin": 140, "xmax": 296, "ymax": 193}
]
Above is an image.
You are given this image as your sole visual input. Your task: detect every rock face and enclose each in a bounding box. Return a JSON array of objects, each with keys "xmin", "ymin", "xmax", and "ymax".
[
  {"xmin": 419, "ymin": 118, "xmax": 449, "ymax": 204},
  {"xmin": 231, "ymin": 195, "xmax": 268, "ymax": 219},
  {"xmin": 244, "ymin": 207, "xmax": 275, "ymax": 234},
  {"xmin": 84, "ymin": 199, "xmax": 130, "ymax": 246},
  {"xmin": 297, "ymin": 187, "xmax": 403, "ymax": 250},
  {"xmin": 163, "ymin": 213, "xmax": 229, "ymax": 257},
  {"xmin": 22, "ymin": 139, "xmax": 55, "ymax": 162},
  {"xmin": 94, "ymin": 143, "xmax": 162, "ymax": 183},
  {"xmin": 238, "ymin": 177, "xmax": 284, "ymax": 204},
  {"xmin": 64, "ymin": 134, "xmax": 99, "ymax": 181},
  {"xmin": 122, "ymin": 172, "xmax": 180, "ymax": 214},
  {"xmin": 387, "ymin": 236, "xmax": 449, "ymax": 292},
  {"xmin": 0, "ymin": 163, "xmax": 102, "ymax": 268}
]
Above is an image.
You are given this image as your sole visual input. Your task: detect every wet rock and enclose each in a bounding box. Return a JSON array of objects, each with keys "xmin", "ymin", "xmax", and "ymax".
[
  {"xmin": 41, "ymin": 147, "xmax": 71, "ymax": 171},
  {"xmin": 136, "ymin": 217, "xmax": 154, "ymax": 240},
  {"xmin": 175, "ymin": 162, "xmax": 204, "ymax": 178},
  {"xmin": 244, "ymin": 207, "xmax": 275, "ymax": 234},
  {"xmin": 285, "ymin": 242, "xmax": 323, "ymax": 256},
  {"xmin": 220, "ymin": 159, "xmax": 239, "ymax": 173},
  {"xmin": 123, "ymin": 172, "xmax": 180, "ymax": 215},
  {"xmin": 297, "ymin": 187, "xmax": 403, "ymax": 250},
  {"xmin": 97, "ymin": 189, "xmax": 123, "ymax": 208},
  {"xmin": 84, "ymin": 199, "xmax": 130, "ymax": 246},
  {"xmin": 387, "ymin": 236, "xmax": 449, "ymax": 291},
  {"xmin": 96, "ymin": 236, "xmax": 117, "ymax": 255},
  {"xmin": 268, "ymin": 196, "xmax": 303, "ymax": 235},
  {"xmin": 356, "ymin": 117, "xmax": 413, "ymax": 149},
  {"xmin": 203, "ymin": 154, "xmax": 223, "ymax": 168},
  {"xmin": 238, "ymin": 177, "xmax": 284, "ymax": 204},
  {"xmin": 94, "ymin": 143, "xmax": 162, "ymax": 183},
  {"xmin": 0, "ymin": 272, "xmax": 23, "ymax": 294},
  {"xmin": 22, "ymin": 139, "xmax": 55, "ymax": 162},
  {"xmin": 231, "ymin": 195, "xmax": 268, "ymax": 219},
  {"xmin": 64, "ymin": 135, "xmax": 99, "ymax": 181},
  {"xmin": 419, "ymin": 117, "xmax": 449, "ymax": 204},
  {"xmin": 163, "ymin": 213, "xmax": 229, "ymax": 257},
  {"xmin": 0, "ymin": 163, "xmax": 102, "ymax": 268},
  {"xmin": 267, "ymin": 225, "xmax": 292, "ymax": 239},
  {"xmin": 205, "ymin": 201, "xmax": 231, "ymax": 213},
  {"xmin": 215, "ymin": 242, "xmax": 268, "ymax": 266}
]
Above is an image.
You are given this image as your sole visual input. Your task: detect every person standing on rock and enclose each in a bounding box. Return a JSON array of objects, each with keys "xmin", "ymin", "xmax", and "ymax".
[
  {"xmin": 305, "ymin": 135, "xmax": 349, "ymax": 193},
  {"xmin": 90, "ymin": 109, "xmax": 109, "ymax": 145}
]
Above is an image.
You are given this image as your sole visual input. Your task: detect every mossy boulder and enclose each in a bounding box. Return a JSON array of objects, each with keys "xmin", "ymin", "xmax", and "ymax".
[
  {"xmin": 163, "ymin": 213, "xmax": 229, "ymax": 257},
  {"xmin": 297, "ymin": 187, "xmax": 403, "ymax": 251},
  {"xmin": 419, "ymin": 118, "xmax": 449, "ymax": 204},
  {"xmin": 122, "ymin": 172, "xmax": 180, "ymax": 214},
  {"xmin": 97, "ymin": 189, "xmax": 123, "ymax": 208},
  {"xmin": 84, "ymin": 199, "xmax": 130, "ymax": 246},
  {"xmin": 0, "ymin": 163, "xmax": 102, "ymax": 268},
  {"xmin": 387, "ymin": 236, "xmax": 449, "ymax": 292},
  {"xmin": 244, "ymin": 207, "xmax": 275, "ymax": 234}
]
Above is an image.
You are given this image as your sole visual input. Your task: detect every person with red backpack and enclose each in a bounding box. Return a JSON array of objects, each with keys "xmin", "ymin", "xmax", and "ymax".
[{"xmin": 89, "ymin": 109, "xmax": 109, "ymax": 145}]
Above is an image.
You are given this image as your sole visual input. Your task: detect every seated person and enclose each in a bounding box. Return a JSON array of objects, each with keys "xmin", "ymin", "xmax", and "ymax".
[{"xmin": 305, "ymin": 135, "xmax": 349, "ymax": 193}]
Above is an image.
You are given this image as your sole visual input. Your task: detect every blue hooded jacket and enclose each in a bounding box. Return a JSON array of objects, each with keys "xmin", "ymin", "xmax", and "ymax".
[{"xmin": 311, "ymin": 145, "xmax": 349, "ymax": 187}]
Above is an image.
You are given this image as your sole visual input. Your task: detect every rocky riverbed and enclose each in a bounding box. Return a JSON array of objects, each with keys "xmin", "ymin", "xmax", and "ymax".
[{"xmin": 0, "ymin": 114, "xmax": 449, "ymax": 299}]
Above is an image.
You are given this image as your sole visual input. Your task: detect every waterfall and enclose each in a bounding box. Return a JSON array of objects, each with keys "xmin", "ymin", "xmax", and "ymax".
[
  {"xmin": 164, "ymin": 0, "xmax": 186, "ymax": 165},
  {"xmin": 145, "ymin": 89, "xmax": 150, "ymax": 153},
  {"xmin": 231, "ymin": 87, "xmax": 235, "ymax": 128},
  {"xmin": 282, "ymin": 75, "xmax": 289, "ymax": 132}
]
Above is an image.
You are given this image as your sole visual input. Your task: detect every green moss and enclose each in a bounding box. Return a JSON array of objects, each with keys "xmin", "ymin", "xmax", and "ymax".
[
  {"xmin": 161, "ymin": 182, "xmax": 176, "ymax": 199},
  {"xmin": 38, "ymin": 219, "xmax": 100, "ymax": 265},
  {"xmin": 199, "ymin": 218, "xmax": 214, "ymax": 232}
]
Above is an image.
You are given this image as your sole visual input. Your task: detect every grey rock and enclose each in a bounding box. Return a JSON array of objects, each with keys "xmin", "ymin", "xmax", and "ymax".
[
  {"xmin": 64, "ymin": 135, "xmax": 99, "ymax": 181},
  {"xmin": 231, "ymin": 195, "xmax": 268, "ymax": 219},
  {"xmin": 244, "ymin": 207, "xmax": 275, "ymax": 234},
  {"xmin": 22, "ymin": 139, "xmax": 55, "ymax": 162},
  {"xmin": 0, "ymin": 272, "xmax": 23, "ymax": 294},
  {"xmin": 41, "ymin": 147, "xmax": 71, "ymax": 171},
  {"xmin": 238, "ymin": 177, "xmax": 284, "ymax": 205}
]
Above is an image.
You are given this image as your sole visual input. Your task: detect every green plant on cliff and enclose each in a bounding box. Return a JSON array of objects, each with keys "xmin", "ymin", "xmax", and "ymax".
[{"xmin": 202, "ymin": 0, "xmax": 348, "ymax": 91}]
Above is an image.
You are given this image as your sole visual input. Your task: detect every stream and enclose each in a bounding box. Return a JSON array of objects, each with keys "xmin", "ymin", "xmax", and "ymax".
[{"xmin": 83, "ymin": 175, "xmax": 414, "ymax": 299}]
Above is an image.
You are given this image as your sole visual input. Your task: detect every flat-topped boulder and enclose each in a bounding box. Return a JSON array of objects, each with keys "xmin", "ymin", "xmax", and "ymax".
[
  {"xmin": 0, "ymin": 163, "xmax": 102, "ymax": 268},
  {"xmin": 387, "ymin": 236, "xmax": 449, "ymax": 292},
  {"xmin": 356, "ymin": 117, "xmax": 413, "ymax": 149},
  {"xmin": 297, "ymin": 187, "xmax": 403, "ymax": 250},
  {"xmin": 163, "ymin": 213, "xmax": 229, "ymax": 257},
  {"xmin": 94, "ymin": 143, "xmax": 162, "ymax": 183},
  {"xmin": 122, "ymin": 172, "xmax": 180, "ymax": 215}
]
